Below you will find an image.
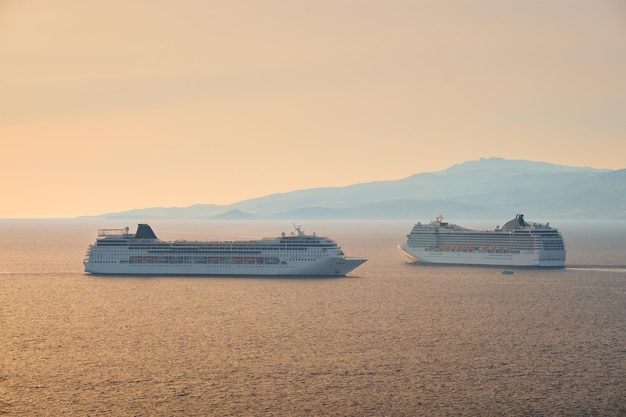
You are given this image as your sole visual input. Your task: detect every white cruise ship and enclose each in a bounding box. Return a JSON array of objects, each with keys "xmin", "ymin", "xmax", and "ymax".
[
  {"xmin": 398, "ymin": 214, "xmax": 566, "ymax": 267},
  {"xmin": 84, "ymin": 224, "xmax": 366, "ymax": 276}
]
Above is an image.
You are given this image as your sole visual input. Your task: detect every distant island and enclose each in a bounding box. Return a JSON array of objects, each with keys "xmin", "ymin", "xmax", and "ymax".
[{"xmin": 82, "ymin": 157, "xmax": 626, "ymax": 220}]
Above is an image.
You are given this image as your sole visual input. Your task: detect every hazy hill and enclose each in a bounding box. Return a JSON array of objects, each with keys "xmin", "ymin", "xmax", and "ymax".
[{"xmin": 89, "ymin": 158, "xmax": 625, "ymax": 220}]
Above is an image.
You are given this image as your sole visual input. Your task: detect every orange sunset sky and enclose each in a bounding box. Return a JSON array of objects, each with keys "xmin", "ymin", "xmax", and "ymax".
[{"xmin": 1, "ymin": 1, "xmax": 625, "ymax": 218}]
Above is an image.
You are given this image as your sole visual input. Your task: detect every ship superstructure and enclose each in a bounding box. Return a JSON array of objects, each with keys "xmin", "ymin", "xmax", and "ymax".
[
  {"xmin": 398, "ymin": 214, "xmax": 565, "ymax": 267},
  {"xmin": 84, "ymin": 224, "xmax": 366, "ymax": 276}
]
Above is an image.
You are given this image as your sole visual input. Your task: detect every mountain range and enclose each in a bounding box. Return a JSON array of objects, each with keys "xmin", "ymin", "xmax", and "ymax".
[{"xmin": 88, "ymin": 158, "xmax": 626, "ymax": 220}]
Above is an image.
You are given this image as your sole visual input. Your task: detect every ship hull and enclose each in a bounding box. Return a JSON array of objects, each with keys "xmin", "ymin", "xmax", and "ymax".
[
  {"xmin": 398, "ymin": 244, "xmax": 565, "ymax": 268},
  {"xmin": 84, "ymin": 258, "xmax": 365, "ymax": 276},
  {"xmin": 84, "ymin": 256, "xmax": 366, "ymax": 277}
]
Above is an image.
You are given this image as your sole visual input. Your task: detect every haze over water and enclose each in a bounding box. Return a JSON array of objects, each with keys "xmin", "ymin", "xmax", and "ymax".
[{"xmin": 1, "ymin": 219, "xmax": 625, "ymax": 416}]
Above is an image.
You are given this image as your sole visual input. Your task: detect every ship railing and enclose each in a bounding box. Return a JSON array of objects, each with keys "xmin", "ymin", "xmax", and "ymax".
[
  {"xmin": 98, "ymin": 228, "xmax": 132, "ymax": 238},
  {"xmin": 529, "ymin": 222, "xmax": 553, "ymax": 229}
]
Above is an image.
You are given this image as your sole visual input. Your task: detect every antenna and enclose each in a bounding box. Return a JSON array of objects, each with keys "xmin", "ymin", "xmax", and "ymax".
[{"xmin": 292, "ymin": 223, "xmax": 305, "ymax": 237}]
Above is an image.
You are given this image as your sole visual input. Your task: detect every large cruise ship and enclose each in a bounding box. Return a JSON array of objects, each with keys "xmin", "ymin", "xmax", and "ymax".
[
  {"xmin": 84, "ymin": 224, "xmax": 366, "ymax": 276},
  {"xmin": 398, "ymin": 214, "xmax": 566, "ymax": 267}
]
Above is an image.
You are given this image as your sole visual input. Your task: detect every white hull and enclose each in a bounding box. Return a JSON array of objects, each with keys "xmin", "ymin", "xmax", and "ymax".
[
  {"xmin": 84, "ymin": 257, "xmax": 365, "ymax": 276},
  {"xmin": 398, "ymin": 244, "xmax": 565, "ymax": 268}
]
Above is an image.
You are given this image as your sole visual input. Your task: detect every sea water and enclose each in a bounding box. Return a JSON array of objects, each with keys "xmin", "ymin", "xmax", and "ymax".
[{"xmin": 1, "ymin": 219, "xmax": 625, "ymax": 416}]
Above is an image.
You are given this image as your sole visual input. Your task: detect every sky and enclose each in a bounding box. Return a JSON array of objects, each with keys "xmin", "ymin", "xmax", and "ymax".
[{"xmin": 1, "ymin": 0, "xmax": 625, "ymax": 218}]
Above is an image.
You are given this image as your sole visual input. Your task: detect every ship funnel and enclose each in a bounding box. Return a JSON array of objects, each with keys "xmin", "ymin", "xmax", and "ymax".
[{"xmin": 136, "ymin": 224, "xmax": 158, "ymax": 239}]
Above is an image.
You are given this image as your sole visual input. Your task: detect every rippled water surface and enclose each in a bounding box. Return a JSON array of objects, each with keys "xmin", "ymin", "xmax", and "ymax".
[{"xmin": 1, "ymin": 219, "xmax": 625, "ymax": 416}]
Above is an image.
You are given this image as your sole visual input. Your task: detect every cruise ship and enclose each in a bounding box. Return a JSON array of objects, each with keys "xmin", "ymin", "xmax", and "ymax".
[
  {"xmin": 398, "ymin": 214, "xmax": 566, "ymax": 267},
  {"xmin": 84, "ymin": 224, "xmax": 366, "ymax": 276}
]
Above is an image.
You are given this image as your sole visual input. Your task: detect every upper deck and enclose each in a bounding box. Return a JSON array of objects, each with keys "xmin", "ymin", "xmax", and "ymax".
[{"xmin": 94, "ymin": 224, "xmax": 338, "ymax": 249}]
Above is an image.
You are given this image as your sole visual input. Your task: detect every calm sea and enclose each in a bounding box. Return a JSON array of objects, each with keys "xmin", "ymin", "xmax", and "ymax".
[{"xmin": 1, "ymin": 219, "xmax": 625, "ymax": 416}]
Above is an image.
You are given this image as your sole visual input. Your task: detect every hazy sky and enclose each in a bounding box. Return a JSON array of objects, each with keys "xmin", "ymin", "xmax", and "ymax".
[{"xmin": 2, "ymin": 1, "xmax": 625, "ymax": 218}]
